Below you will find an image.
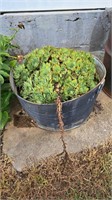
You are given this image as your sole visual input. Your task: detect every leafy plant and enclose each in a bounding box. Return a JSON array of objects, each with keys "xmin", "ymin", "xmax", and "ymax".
[
  {"xmin": 12, "ymin": 46, "xmax": 100, "ymax": 104},
  {"xmin": 0, "ymin": 30, "xmax": 18, "ymax": 130}
]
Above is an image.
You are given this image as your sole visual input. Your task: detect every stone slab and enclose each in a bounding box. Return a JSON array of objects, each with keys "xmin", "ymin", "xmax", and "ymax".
[
  {"xmin": 0, "ymin": 10, "xmax": 110, "ymax": 54},
  {"xmin": 3, "ymin": 92, "xmax": 112, "ymax": 171}
]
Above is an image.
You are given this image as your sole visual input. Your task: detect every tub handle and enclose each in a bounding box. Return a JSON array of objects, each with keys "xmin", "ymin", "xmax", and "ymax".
[{"xmin": 97, "ymin": 79, "xmax": 105, "ymax": 95}]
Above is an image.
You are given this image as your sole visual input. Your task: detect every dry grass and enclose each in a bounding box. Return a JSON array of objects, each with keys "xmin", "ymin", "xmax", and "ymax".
[{"xmin": 0, "ymin": 141, "xmax": 112, "ymax": 200}]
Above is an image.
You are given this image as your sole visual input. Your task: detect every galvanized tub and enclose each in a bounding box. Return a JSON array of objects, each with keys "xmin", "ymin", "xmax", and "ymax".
[{"xmin": 10, "ymin": 56, "xmax": 106, "ymax": 131}]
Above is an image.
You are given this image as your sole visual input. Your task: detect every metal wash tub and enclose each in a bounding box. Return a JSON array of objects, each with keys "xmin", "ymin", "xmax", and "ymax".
[{"xmin": 10, "ymin": 56, "xmax": 106, "ymax": 131}]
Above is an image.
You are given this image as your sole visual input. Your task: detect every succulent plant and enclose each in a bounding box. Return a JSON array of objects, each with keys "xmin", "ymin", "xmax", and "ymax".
[
  {"xmin": 12, "ymin": 46, "xmax": 100, "ymax": 104},
  {"xmin": 0, "ymin": 30, "xmax": 18, "ymax": 130}
]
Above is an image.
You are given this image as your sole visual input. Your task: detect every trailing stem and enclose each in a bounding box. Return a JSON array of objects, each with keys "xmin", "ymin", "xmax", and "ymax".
[{"xmin": 56, "ymin": 86, "xmax": 71, "ymax": 170}]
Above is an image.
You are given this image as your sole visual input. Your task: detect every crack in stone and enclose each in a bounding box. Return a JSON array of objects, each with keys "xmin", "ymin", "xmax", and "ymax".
[{"xmin": 66, "ymin": 17, "xmax": 80, "ymax": 22}]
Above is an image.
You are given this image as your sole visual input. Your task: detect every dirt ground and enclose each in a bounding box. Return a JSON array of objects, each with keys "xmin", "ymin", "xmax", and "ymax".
[{"xmin": 0, "ymin": 141, "xmax": 112, "ymax": 200}]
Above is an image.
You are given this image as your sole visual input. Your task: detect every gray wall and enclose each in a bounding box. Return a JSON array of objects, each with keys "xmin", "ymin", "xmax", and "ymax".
[{"xmin": 0, "ymin": 10, "xmax": 110, "ymax": 54}]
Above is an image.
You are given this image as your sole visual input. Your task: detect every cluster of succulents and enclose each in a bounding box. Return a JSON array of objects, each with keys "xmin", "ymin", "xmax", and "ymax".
[{"xmin": 13, "ymin": 46, "xmax": 99, "ymax": 104}]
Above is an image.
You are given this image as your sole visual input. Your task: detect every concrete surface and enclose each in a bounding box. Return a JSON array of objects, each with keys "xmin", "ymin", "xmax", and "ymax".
[
  {"xmin": 1, "ymin": 0, "xmax": 111, "ymax": 12},
  {"xmin": 3, "ymin": 92, "xmax": 112, "ymax": 171},
  {"xmin": 0, "ymin": 10, "xmax": 110, "ymax": 54}
]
